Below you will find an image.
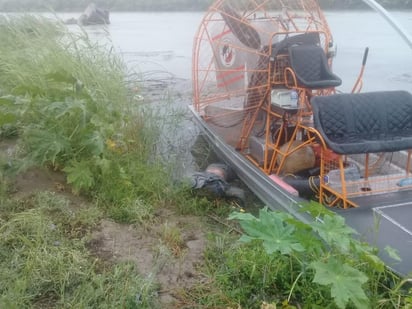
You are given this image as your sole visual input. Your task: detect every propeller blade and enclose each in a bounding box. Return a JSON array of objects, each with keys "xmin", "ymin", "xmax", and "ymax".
[{"xmin": 220, "ymin": 5, "xmax": 261, "ymax": 50}]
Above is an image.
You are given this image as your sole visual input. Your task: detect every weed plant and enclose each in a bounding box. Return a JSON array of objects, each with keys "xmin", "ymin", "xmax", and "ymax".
[
  {"xmin": 0, "ymin": 15, "xmax": 176, "ymax": 307},
  {"xmin": 185, "ymin": 203, "xmax": 412, "ymax": 308},
  {"xmin": 0, "ymin": 15, "xmax": 172, "ymax": 223}
]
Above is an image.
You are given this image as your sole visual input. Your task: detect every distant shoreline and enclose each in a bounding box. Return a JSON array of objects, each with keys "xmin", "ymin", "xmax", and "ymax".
[
  {"xmin": 1, "ymin": 8, "xmax": 412, "ymax": 13},
  {"xmin": 0, "ymin": 0, "xmax": 412, "ymax": 13}
]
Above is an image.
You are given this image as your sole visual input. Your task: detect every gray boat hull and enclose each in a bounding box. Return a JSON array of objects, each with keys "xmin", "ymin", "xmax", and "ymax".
[{"xmin": 189, "ymin": 105, "xmax": 412, "ymax": 277}]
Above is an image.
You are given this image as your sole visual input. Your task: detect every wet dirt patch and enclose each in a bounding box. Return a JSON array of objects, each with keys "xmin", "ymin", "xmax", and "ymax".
[
  {"xmin": 11, "ymin": 167, "xmax": 87, "ymax": 207},
  {"xmin": 13, "ymin": 167, "xmax": 66, "ymax": 196},
  {"xmin": 89, "ymin": 210, "xmax": 207, "ymax": 307},
  {"xmin": 8, "ymin": 164, "xmax": 208, "ymax": 307},
  {"xmin": 0, "ymin": 138, "xmax": 81, "ymax": 204}
]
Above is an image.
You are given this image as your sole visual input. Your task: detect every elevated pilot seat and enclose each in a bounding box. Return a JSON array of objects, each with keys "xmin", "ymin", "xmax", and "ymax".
[
  {"xmin": 284, "ymin": 43, "xmax": 342, "ymax": 115},
  {"xmin": 288, "ymin": 44, "xmax": 342, "ymax": 89}
]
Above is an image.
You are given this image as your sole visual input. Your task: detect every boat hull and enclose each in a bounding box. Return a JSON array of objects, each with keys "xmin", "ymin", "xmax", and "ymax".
[{"xmin": 189, "ymin": 105, "xmax": 412, "ymax": 276}]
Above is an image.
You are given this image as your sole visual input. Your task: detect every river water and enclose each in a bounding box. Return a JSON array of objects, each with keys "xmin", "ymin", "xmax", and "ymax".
[
  {"xmin": 58, "ymin": 10, "xmax": 412, "ymax": 177},
  {"xmin": 60, "ymin": 11, "xmax": 412, "ymax": 91}
]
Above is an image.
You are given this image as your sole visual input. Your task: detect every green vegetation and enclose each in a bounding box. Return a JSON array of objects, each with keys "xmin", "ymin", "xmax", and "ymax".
[
  {"xmin": 0, "ymin": 14, "xmax": 170, "ymax": 219},
  {"xmin": 0, "ymin": 14, "xmax": 175, "ymax": 307},
  {"xmin": 0, "ymin": 14, "xmax": 411, "ymax": 309},
  {"xmin": 0, "ymin": 192, "xmax": 158, "ymax": 308},
  {"xmin": 184, "ymin": 205, "xmax": 412, "ymax": 308},
  {"xmin": 0, "ymin": 0, "xmax": 411, "ymax": 12}
]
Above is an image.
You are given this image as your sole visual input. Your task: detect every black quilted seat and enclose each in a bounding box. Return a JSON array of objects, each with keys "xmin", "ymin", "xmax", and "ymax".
[
  {"xmin": 288, "ymin": 45, "xmax": 342, "ymax": 89},
  {"xmin": 311, "ymin": 91, "xmax": 412, "ymax": 154}
]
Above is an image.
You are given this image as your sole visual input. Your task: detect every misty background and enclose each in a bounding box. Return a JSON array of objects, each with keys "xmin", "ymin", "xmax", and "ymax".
[{"xmin": 0, "ymin": 0, "xmax": 411, "ymax": 12}]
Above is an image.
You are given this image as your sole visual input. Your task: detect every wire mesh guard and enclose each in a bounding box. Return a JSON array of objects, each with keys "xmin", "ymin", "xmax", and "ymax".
[
  {"xmin": 321, "ymin": 152, "xmax": 412, "ymax": 205},
  {"xmin": 192, "ymin": 0, "xmax": 332, "ymax": 115}
]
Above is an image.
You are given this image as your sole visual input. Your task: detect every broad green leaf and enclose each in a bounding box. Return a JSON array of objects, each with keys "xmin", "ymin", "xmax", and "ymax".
[
  {"xmin": 230, "ymin": 209, "xmax": 304, "ymax": 255},
  {"xmin": 64, "ymin": 160, "xmax": 95, "ymax": 193},
  {"xmin": 44, "ymin": 99, "xmax": 88, "ymax": 126},
  {"xmin": 81, "ymin": 130, "xmax": 105, "ymax": 156},
  {"xmin": 96, "ymin": 157, "xmax": 112, "ymax": 176},
  {"xmin": 385, "ymin": 246, "xmax": 402, "ymax": 262},
  {"xmin": 351, "ymin": 241, "xmax": 385, "ymax": 272},
  {"xmin": 24, "ymin": 128, "xmax": 71, "ymax": 165},
  {"xmin": 312, "ymin": 215, "xmax": 357, "ymax": 252},
  {"xmin": 311, "ymin": 258, "xmax": 369, "ymax": 309}
]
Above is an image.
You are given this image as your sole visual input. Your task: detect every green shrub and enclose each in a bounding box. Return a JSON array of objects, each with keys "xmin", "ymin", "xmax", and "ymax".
[
  {"xmin": 0, "ymin": 15, "xmax": 173, "ymax": 223},
  {"xmin": 189, "ymin": 205, "xmax": 411, "ymax": 308}
]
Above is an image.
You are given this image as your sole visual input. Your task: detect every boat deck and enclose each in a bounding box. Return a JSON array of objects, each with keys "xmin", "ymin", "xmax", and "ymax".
[
  {"xmin": 337, "ymin": 191, "xmax": 412, "ymax": 275},
  {"xmin": 191, "ymin": 106, "xmax": 412, "ymax": 276}
]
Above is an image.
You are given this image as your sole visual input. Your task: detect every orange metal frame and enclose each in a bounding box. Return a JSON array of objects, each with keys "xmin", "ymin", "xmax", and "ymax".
[
  {"xmin": 317, "ymin": 150, "xmax": 412, "ymax": 209},
  {"xmin": 236, "ymin": 28, "xmax": 336, "ymax": 172},
  {"xmin": 192, "ymin": 1, "xmax": 390, "ymax": 209}
]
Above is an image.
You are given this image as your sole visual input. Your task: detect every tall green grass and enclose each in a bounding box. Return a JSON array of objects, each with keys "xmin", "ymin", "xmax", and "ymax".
[
  {"xmin": 0, "ymin": 15, "xmax": 173, "ymax": 222},
  {"xmin": 0, "ymin": 16, "xmax": 187, "ymax": 306}
]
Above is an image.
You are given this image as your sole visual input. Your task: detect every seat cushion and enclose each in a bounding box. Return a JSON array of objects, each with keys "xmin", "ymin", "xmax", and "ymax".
[{"xmin": 311, "ymin": 91, "xmax": 412, "ymax": 154}]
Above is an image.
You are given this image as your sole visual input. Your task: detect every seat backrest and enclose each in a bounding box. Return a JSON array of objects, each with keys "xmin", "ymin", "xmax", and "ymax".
[
  {"xmin": 288, "ymin": 45, "xmax": 342, "ymax": 89},
  {"xmin": 312, "ymin": 91, "xmax": 412, "ymax": 154},
  {"xmin": 290, "ymin": 45, "xmax": 324, "ymax": 80},
  {"xmin": 271, "ymin": 32, "xmax": 320, "ymax": 57}
]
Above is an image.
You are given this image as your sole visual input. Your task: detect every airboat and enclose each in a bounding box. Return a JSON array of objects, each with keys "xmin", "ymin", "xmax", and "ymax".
[{"xmin": 190, "ymin": 0, "xmax": 412, "ymax": 276}]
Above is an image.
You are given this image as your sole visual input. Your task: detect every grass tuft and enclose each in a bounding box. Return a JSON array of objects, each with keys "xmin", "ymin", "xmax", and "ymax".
[{"xmin": 0, "ymin": 191, "xmax": 158, "ymax": 308}]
